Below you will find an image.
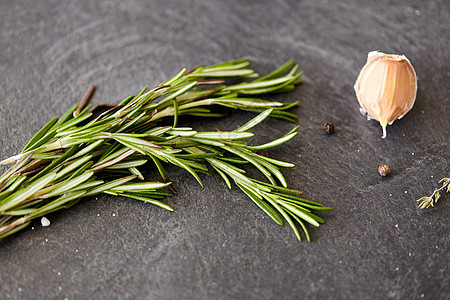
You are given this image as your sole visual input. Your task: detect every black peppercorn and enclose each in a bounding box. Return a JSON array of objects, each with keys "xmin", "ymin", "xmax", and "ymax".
[
  {"xmin": 323, "ymin": 122, "xmax": 334, "ymax": 134},
  {"xmin": 378, "ymin": 164, "xmax": 391, "ymax": 176}
]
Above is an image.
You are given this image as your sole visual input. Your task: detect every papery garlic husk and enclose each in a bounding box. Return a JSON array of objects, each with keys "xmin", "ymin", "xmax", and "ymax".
[{"xmin": 354, "ymin": 51, "xmax": 417, "ymax": 138}]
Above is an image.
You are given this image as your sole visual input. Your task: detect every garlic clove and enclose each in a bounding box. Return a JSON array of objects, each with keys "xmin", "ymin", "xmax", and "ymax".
[{"xmin": 354, "ymin": 51, "xmax": 417, "ymax": 138}]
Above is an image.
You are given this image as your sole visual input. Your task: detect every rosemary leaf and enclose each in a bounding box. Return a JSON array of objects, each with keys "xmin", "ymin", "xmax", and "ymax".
[{"xmin": 21, "ymin": 118, "xmax": 58, "ymax": 153}]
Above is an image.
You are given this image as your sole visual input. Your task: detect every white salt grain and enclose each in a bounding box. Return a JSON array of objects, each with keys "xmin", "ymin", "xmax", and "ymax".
[{"xmin": 41, "ymin": 217, "xmax": 51, "ymax": 227}]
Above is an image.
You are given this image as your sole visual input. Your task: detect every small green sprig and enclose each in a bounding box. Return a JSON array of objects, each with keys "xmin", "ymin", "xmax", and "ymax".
[
  {"xmin": 417, "ymin": 177, "xmax": 450, "ymax": 209},
  {"xmin": 0, "ymin": 58, "xmax": 331, "ymax": 241}
]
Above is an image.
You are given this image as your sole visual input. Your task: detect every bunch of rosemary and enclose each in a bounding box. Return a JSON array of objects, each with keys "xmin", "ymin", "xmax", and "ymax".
[{"xmin": 0, "ymin": 58, "xmax": 332, "ymax": 242}]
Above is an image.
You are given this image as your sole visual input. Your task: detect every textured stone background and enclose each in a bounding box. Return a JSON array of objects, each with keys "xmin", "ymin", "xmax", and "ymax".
[{"xmin": 0, "ymin": 0, "xmax": 448, "ymax": 299}]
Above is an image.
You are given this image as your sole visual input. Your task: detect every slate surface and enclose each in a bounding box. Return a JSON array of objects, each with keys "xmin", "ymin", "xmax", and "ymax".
[{"xmin": 0, "ymin": 0, "xmax": 448, "ymax": 299}]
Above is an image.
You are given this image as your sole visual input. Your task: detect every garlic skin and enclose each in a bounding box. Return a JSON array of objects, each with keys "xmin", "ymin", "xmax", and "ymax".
[{"xmin": 354, "ymin": 51, "xmax": 417, "ymax": 138}]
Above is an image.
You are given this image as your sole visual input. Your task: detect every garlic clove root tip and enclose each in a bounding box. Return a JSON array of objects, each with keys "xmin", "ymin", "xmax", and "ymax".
[{"xmin": 381, "ymin": 125, "xmax": 387, "ymax": 139}]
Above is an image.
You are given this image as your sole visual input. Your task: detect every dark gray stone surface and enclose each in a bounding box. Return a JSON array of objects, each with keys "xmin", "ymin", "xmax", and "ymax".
[{"xmin": 0, "ymin": 0, "xmax": 448, "ymax": 299}]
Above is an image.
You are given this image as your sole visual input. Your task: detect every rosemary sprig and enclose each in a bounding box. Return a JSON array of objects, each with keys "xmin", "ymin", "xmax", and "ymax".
[
  {"xmin": 417, "ymin": 177, "xmax": 450, "ymax": 209},
  {"xmin": 0, "ymin": 58, "xmax": 331, "ymax": 241}
]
